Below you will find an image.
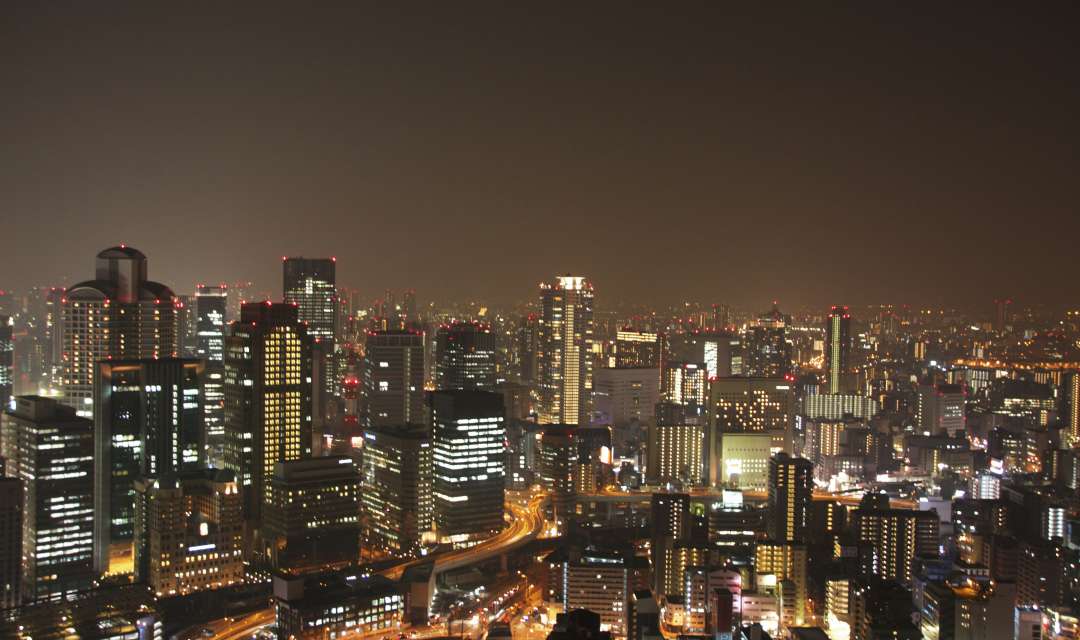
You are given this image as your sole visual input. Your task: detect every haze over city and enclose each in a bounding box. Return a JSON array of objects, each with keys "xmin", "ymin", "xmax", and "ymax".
[
  {"xmin": 3, "ymin": 4, "xmax": 1080, "ymax": 640},
  {"xmin": 3, "ymin": 3, "xmax": 1079, "ymax": 309}
]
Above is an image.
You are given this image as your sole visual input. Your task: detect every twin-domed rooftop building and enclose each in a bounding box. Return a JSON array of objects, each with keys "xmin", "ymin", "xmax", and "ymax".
[{"xmin": 62, "ymin": 246, "xmax": 179, "ymax": 411}]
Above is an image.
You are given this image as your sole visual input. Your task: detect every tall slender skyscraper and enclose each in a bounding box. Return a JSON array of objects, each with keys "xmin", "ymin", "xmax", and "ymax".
[
  {"xmin": 767, "ymin": 452, "xmax": 813, "ymax": 543},
  {"xmin": 196, "ymin": 284, "xmax": 228, "ymax": 448},
  {"xmin": 61, "ymin": 246, "xmax": 178, "ymax": 416},
  {"xmin": 93, "ymin": 358, "xmax": 204, "ymax": 573},
  {"xmin": 283, "ymin": 257, "xmax": 338, "ymax": 404},
  {"xmin": 825, "ymin": 305, "xmax": 852, "ymax": 394},
  {"xmin": 362, "ymin": 330, "xmax": 425, "ymax": 428},
  {"xmin": 434, "ymin": 321, "xmax": 498, "ymax": 391},
  {"xmin": 2, "ymin": 396, "xmax": 94, "ymax": 602},
  {"xmin": 538, "ymin": 275, "xmax": 595, "ymax": 425},
  {"xmin": 0, "ymin": 315, "xmax": 11, "ymax": 411},
  {"xmin": 223, "ymin": 303, "xmax": 313, "ymax": 523}
]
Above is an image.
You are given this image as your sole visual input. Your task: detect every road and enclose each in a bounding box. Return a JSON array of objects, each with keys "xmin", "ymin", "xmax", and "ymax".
[
  {"xmin": 382, "ymin": 489, "xmax": 547, "ymax": 581},
  {"xmin": 181, "ymin": 490, "xmax": 548, "ymax": 640},
  {"xmin": 176, "ymin": 609, "xmax": 275, "ymax": 640},
  {"xmin": 585, "ymin": 486, "xmax": 916, "ymax": 509}
]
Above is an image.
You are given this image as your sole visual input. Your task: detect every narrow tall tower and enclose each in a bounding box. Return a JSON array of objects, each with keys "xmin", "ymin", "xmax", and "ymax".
[
  {"xmin": 538, "ymin": 275, "xmax": 594, "ymax": 425},
  {"xmin": 283, "ymin": 257, "xmax": 338, "ymax": 403},
  {"xmin": 825, "ymin": 305, "xmax": 852, "ymax": 394},
  {"xmin": 223, "ymin": 302, "xmax": 313, "ymax": 523}
]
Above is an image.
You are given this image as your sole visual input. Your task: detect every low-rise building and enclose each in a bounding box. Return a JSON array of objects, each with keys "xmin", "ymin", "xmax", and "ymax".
[
  {"xmin": 273, "ymin": 570, "xmax": 404, "ymax": 639},
  {"xmin": 134, "ymin": 468, "xmax": 243, "ymax": 597}
]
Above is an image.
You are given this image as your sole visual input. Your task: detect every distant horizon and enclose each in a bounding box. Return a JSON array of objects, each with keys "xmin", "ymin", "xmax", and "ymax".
[
  {"xmin": 0, "ymin": 241, "xmax": 1060, "ymax": 320},
  {"xmin": 4, "ymin": 4, "xmax": 1078, "ymax": 314}
]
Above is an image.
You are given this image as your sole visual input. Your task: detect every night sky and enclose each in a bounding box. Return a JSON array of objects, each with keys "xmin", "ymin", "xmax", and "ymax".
[{"xmin": 2, "ymin": 3, "xmax": 1078, "ymax": 310}]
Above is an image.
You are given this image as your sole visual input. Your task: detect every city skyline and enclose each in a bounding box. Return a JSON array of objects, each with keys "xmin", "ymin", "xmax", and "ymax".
[
  {"xmin": 3, "ymin": 4, "xmax": 1079, "ymax": 308},
  {"xmin": 4, "ymin": 5, "xmax": 1080, "ymax": 639}
]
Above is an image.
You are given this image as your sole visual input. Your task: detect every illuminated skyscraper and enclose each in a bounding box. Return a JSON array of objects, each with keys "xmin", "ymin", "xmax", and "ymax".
[
  {"xmin": 851, "ymin": 496, "xmax": 938, "ymax": 585},
  {"xmin": 767, "ymin": 452, "xmax": 813, "ymax": 543},
  {"xmin": 223, "ymin": 303, "xmax": 313, "ymax": 523},
  {"xmin": 1, "ymin": 396, "xmax": 93, "ymax": 602},
  {"xmin": 1067, "ymin": 373, "xmax": 1080, "ymax": 448},
  {"xmin": 708, "ymin": 377, "xmax": 794, "ymax": 454},
  {"xmin": 93, "ymin": 358, "xmax": 205, "ymax": 573},
  {"xmin": 195, "ymin": 284, "xmax": 228, "ymax": 447},
  {"xmin": 362, "ymin": 330, "xmax": 425, "ymax": 428},
  {"xmin": 434, "ymin": 321, "xmax": 498, "ymax": 391},
  {"xmin": 663, "ymin": 362, "xmax": 708, "ymax": 415},
  {"xmin": 283, "ymin": 257, "xmax": 338, "ymax": 402},
  {"xmin": 614, "ymin": 329, "xmax": 664, "ymax": 369},
  {"xmin": 61, "ymin": 246, "xmax": 178, "ymax": 416},
  {"xmin": 538, "ymin": 275, "xmax": 594, "ymax": 425},
  {"xmin": 825, "ymin": 305, "xmax": 852, "ymax": 394},
  {"xmin": 431, "ymin": 390, "xmax": 506, "ymax": 540},
  {"xmin": 359, "ymin": 425, "xmax": 432, "ymax": 556}
]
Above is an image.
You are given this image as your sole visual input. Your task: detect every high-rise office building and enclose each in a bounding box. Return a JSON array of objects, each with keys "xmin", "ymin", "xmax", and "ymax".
[
  {"xmin": 743, "ymin": 305, "xmax": 790, "ymax": 378},
  {"xmin": 93, "ymin": 358, "xmax": 204, "ymax": 573},
  {"xmin": 434, "ymin": 321, "xmax": 498, "ymax": 391},
  {"xmin": 430, "ymin": 390, "xmax": 506, "ymax": 540},
  {"xmin": 0, "ymin": 316, "xmax": 12, "ymax": 411},
  {"xmin": 223, "ymin": 302, "xmax": 313, "ymax": 523},
  {"xmin": 0, "ymin": 477, "xmax": 22, "ymax": 609},
  {"xmin": 262, "ymin": 456, "xmax": 360, "ymax": 573},
  {"xmin": 226, "ymin": 281, "xmax": 255, "ymax": 323},
  {"xmin": 592, "ymin": 367, "xmax": 661, "ymax": 426},
  {"xmin": 663, "ymin": 362, "xmax": 708, "ymax": 415},
  {"xmin": 614, "ymin": 330, "xmax": 664, "ymax": 369},
  {"xmin": 537, "ymin": 425, "xmax": 579, "ymax": 518},
  {"xmin": 916, "ymin": 383, "xmax": 966, "ymax": 436},
  {"xmin": 19, "ymin": 287, "xmax": 65, "ymax": 396},
  {"xmin": 767, "ymin": 452, "xmax": 813, "ymax": 542},
  {"xmin": 195, "ymin": 284, "xmax": 228, "ymax": 448},
  {"xmin": 708, "ymin": 377, "xmax": 794, "ymax": 457},
  {"xmin": 825, "ymin": 305, "xmax": 852, "ymax": 394},
  {"xmin": 61, "ymin": 246, "xmax": 178, "ymax": 416},
  {"xmin": 359, "ymin": 425, "xmax": 432, "ymax": 556},
  {"xmin": 556, "ymin": 546, "xmax": 638, "ymax": 637},
  {"xmin": 283, "ymin": 258, "xmax": 338, "ymax": 404},
  {"xmin": 538, "ymin": 276, "xmax": 595, "ymax": 425},
  {"xmin": 133, "ymin": 468, "xmax": 243, "ymax": 597},
  {"xmin": 671, "ymin": 331, "xmax": 735, "ymax": 380},
  {"xmin": 362, "ymin": 330, "xmax": 425, "ymax": 428},
  {"xmin": 176, "ymin": 295, "xmax": 198, "ymax": 357},
  {"xmin": 1, "ymin": 396, "xmax": 94, "ymax": 602},
  {"xmin": 516, "ymin": 314, "xmax": 540, "ymax": 385}
]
